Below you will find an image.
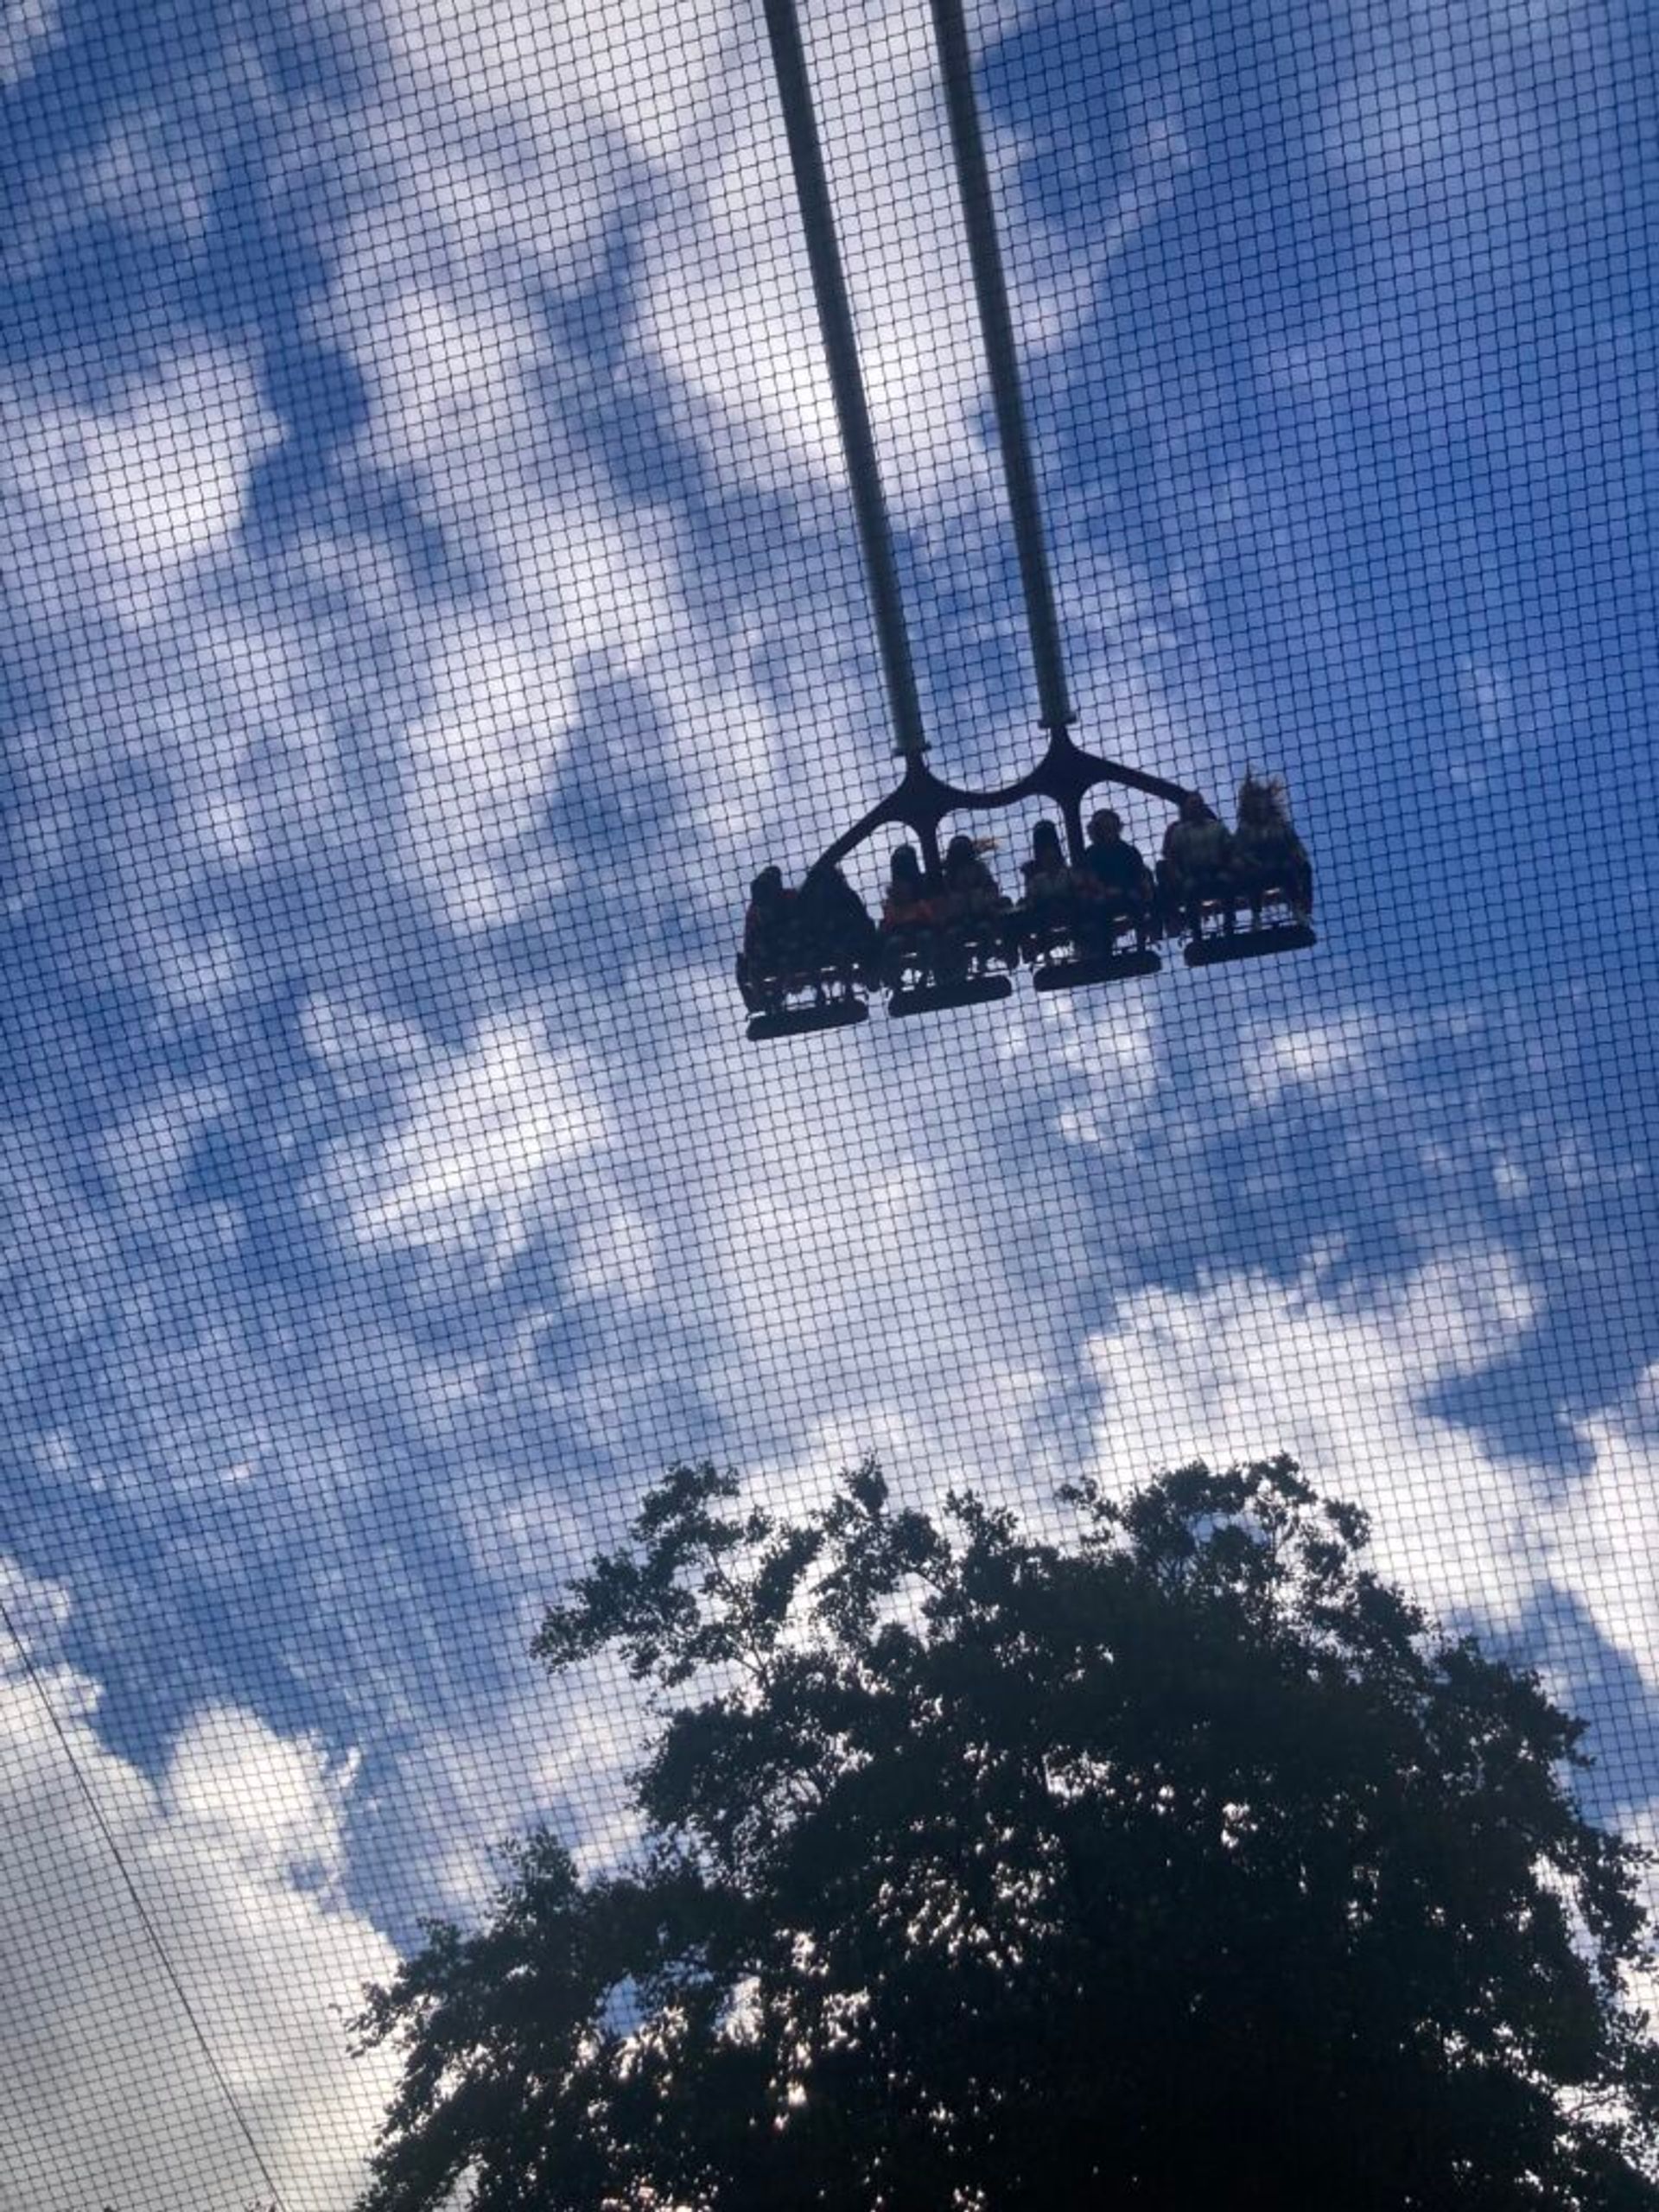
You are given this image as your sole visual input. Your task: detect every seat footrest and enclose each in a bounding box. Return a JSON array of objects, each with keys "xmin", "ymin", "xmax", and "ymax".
[
  {"xmin": 747, "ymin": 999, "xmax": 869, "ymax": 1041},
  {"xmin": 888, "ymin": 975, "xmax": 1014, "ymax": 1017},
  {"xmin": 1033, "ymin": 950, "xmax": 1161, "ymax": 990},
  {"xmin": 1185, "ymin": 925, "xmax": 1316, "ymax": 966}
]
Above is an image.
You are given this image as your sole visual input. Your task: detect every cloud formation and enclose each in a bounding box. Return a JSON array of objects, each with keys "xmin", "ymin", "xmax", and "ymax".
[
  {"xmin": 0, "ymin": 1575, "xmax": 397, "ymax": 2210},
  {"xmin": 0, "ymin": 0, "xmax": 1652, "ymax": 2181}
]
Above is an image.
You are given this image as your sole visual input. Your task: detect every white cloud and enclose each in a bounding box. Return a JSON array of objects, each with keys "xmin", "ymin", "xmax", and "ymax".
[
  {"xmin": 1077, "ymin": 1258, "xmax": 1659, "ymax": 1891},
  {"xmin": 0, "ymin": 1557, "xmax": 73, "ymax": 1667},
  {"xmin": 378, "ymin": 0, "xmax": 728, "ymax": 168},
  {"xmin": 78, "ymin": 105, "xmax": 219, "ymax": 243},
  {"xmin": 309, "ymin": 24, "xmax": 728, "ymax": 924},
  {"xmin": 400, "ymin": 618, "xmax": 578, "ymax": 930},
  {"xmin": 0, "ymin": 348, "xmax": 283, "ymax": 621},
  {"xmin": 0, "ymin": 0, "xmax": 59, "ymax": 86},
  {"xmin": 164, "ymin": 1707, "xmax": 364, "ymax": 1893},
  {"xmin": 1554, "ymin": 1371, "xmax": 1659, "ymax": 1699},
  {"xmin": 316, "ymin": 1013, "xmax": 608, "ymax": 1268},
  {"xmin": 315, "ymin": 2, "xmax": 636, "ymax": 484},
  {"xmin": 1084, "ymin": 1248, "xmax": 1543, "ymax": 1630},
  {"xmin": 1243, "ymin": 1010, "xmax": 1395, "ymax": 1104},
  {"xmin": 569, "ymin": 1205, "xmax": 659, "ymax": 1305},
  {"xmin": 396, "ymin": 511, "xmax": 683, "ymax": 928},
  {"xmin": 97, "ymin": 1083, "xmax": 229, "ymax": 1223},
  {"xmin": 0, "ymin": 1618, "xmax": 397, "ymax": 2212},
  {"xmin": 302, "ymin": 0, "xmax": 1205, "ymax": 911},
  {"xmin": 362, "ymin": 287, "xmax": 546, "ymax": 475},
  {"xmin": 1083, "ymin": 1247, "xmax": 1659, "ymax": 1672},
  {"xmin": 647, "ymin": 966, "xmax": 1139, "ymax": 1484}
]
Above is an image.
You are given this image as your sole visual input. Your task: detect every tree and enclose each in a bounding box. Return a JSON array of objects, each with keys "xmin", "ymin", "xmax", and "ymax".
[{"xmin": 353, "ymin": 1456, "xmax": 1659, "ymax": 2209}]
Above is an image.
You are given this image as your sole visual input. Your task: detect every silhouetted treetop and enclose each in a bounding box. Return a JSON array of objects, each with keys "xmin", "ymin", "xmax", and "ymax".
[{"xmin": 354, "ymin": 1455, "xmax": 1659, "ymax": 2209}]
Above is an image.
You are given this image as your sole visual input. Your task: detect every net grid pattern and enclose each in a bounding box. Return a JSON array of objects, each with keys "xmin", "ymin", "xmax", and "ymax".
[{"xmin": 0, "ymin": 0, "xmax": 1653, "ymax": 2200}]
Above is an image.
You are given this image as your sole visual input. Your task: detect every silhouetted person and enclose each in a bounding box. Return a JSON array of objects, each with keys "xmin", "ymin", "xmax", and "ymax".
[
  {"xmin": 1159, "ymin": 793, "xmax": 1234, "ymax": 938},
  {"xmin": 880, "ymin": 843, "xmax": 941, "ymax": 988},
  {"xmin": 942, "ymin": 833, "xmax": 1003, "ymax": 921},
  {"xmin": 744, "ymin": 867, "xmax": 796, "ymax": 964},
  {"xmin": 1233, "ymin": 776, "xmax": 1313, "ymax": 923},
  {"xmin": 738, "ymin": 866, "xmax": 800, "ymax": 1008},
  {"xmin": 1079, "ymin": 808, "xmax": 1154, "ymax": 950},
  {"xmin": 882, "ymin": 844, "xmax": 934, "ymax": 931},
  {"xmin": 1021, "ymin": 820, "xmax": 1073, "ymax": 915},
  {"xmin": 798, "ymin": 861, "xmax": 878, "ymax": 975}
]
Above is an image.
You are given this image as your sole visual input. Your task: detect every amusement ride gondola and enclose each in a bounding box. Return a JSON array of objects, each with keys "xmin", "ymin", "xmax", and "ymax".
[{"xmin": 736, "ymin": 0, "xmax": 1316, "ymax": 1043}]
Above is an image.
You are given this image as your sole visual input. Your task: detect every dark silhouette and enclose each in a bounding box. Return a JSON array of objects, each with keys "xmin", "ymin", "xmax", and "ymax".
[
  {"xmin": 1233, "ymin": 772, "xmax": 1313, "ymax": 923},
  {"xmin": 735, "ymin": 864, "xmax": 874, "ymax": 1038},
  {"xmin": 880, "ymin": 841, "xmax": 934, "ymax": 928},
  {"xmin": 1020, "ymin": 817, "xmax": 1072, "ymax": 911},
  {"xmin": 1158, "ymin": 791, "xmax": 1234, "ymax": 938},
  {"xmin": 738, "ymin": 864, "xmax": 796, "ymax": 979},
  {"xmin": 1078, "ymin": 805, "xmax": 1154, "ymax": 950},
  {"xmin": 796, "ymin": 860, "xmax": 878, "ymax": 974},
  {"xmin": 353, "ymin": 1456, "xmax": 1659, "ymax": 2210},
  {"xmin": 877, "ymin": 839, "xmax": 1014, "ymax": 1011},
  {"xmin": 940, "ymin": 831, "xmax": 1003, "ymax": 918}
]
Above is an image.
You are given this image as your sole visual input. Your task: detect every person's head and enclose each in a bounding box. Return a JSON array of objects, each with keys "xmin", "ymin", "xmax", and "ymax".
[
  {"xmin": 1088, "ymin": 808, "xmax": 1122, "ymax": 845},
  {"xmin": 945, "ymin": 833, "xmax": 978, "ymax": 874},
  {"xmin": 1237, "ymin": 779, "xmax": 1274, "ymax": 824},
  {"xmin": 1179, "ymin": 792, "xmax": 1209, "ymax": 823},
  {"xmin": 751, "ymin": 865, "xmax": 785, "ymax": 906},
  {"xmin": 1031, "ymin": 820, "xmax": 1064, "ymax": 865},
  {"xmin": 890, "ymin": 843, "xmax": 922, "ymax": 888}
]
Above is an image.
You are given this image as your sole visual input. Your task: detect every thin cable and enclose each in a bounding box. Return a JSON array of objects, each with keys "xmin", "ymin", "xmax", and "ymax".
[{"xmin": 0, "ymin": 1593, "xmax": 290, "ymax": 2212}]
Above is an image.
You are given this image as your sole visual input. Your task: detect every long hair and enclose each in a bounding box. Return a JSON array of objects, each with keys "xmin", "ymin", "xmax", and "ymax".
[{"xmin": 1237, "ymin": 772, "xmax": 1292, "ymax": 827}]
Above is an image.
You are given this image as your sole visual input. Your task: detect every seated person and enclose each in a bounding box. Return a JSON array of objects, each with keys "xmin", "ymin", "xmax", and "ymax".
[
  {"xmin": 1021, "ymin": 820, "xmax": 1075, "ymax": 922},
  {"xmin": 1233, "ymin": 776, "xmax": 1313, "ymax": 920},
  {"xmin": 1077, "ymin": 808, "xmax": 1154, "ymax": 949},
  {"xmin": 1158, "ymin": 794, "xmax": 1235, "ymax": 935},
  {"xmin": 882, "ymin": 843, "xmax": 936, "ymax": 933},
  {"xmin": 738, "ymin": 865, "xmax": 799, "ymax": 1003},
  {"xmin": 940, "ymin": 832, "xmax": 1005, "ymax": 924},
  {"xmin": 798, "ymin": 861, "xmax": 878, "ymax": 974}
]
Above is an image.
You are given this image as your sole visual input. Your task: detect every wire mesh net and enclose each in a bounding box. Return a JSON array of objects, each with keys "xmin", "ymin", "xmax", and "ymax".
[{"xmin": 0, "ymin": 0, "xmax": 1653, "ymax": 2199}]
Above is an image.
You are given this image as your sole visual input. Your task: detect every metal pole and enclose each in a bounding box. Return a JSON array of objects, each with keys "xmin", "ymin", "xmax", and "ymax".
[
  {"xmin": 762, "ymin": 0, "xmax": 930, "ymax": 758},
  {"xmin": 928, "ymin": 0, "xmax": 1075, "ymax": 731}
]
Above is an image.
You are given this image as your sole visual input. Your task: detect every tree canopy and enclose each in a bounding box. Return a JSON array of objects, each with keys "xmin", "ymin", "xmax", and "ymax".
[{"xmin": 353, "ymin": 1455, "xmax": 1659, "ymax": 2209}]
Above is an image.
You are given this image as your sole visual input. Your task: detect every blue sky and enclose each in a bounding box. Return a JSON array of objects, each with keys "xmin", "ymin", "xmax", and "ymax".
[{"xmin": 1, "ymin": 0, "xmax": 1655, "ymax": 2200}]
